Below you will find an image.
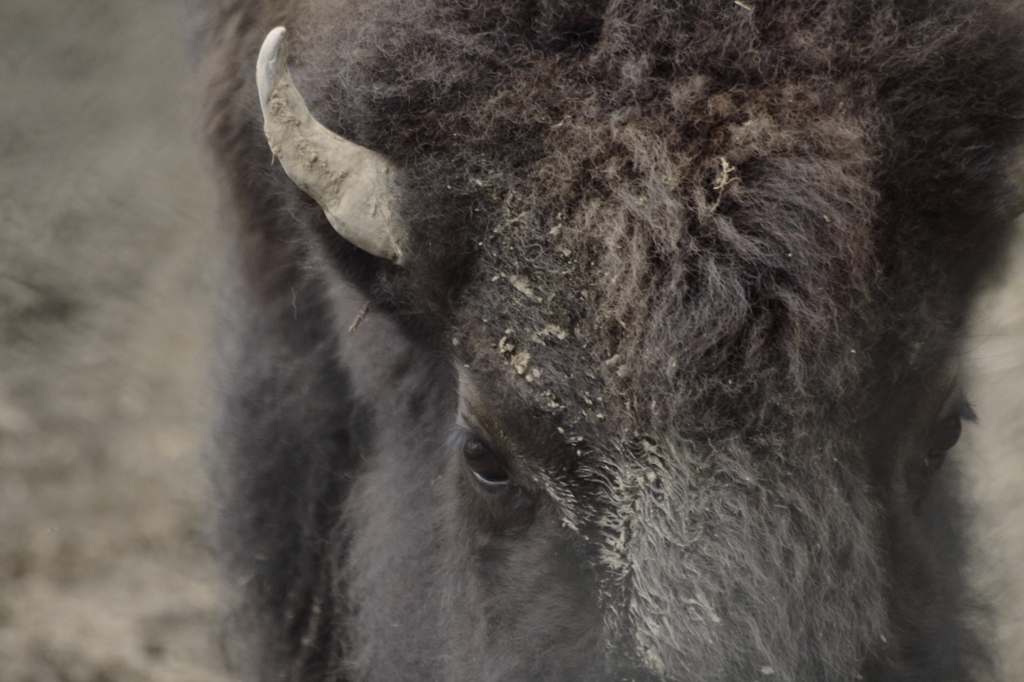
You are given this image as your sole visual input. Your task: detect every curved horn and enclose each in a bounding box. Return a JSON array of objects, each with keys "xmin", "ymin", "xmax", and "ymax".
[{"xmin": 257, "ymin": 27, "xmax": 407, "ymax": 265}]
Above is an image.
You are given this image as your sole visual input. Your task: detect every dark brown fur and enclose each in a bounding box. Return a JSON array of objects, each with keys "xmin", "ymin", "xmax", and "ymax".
[{"xmin": 192, "ymin": 1, "xmax": 1024, "ymax": 680}]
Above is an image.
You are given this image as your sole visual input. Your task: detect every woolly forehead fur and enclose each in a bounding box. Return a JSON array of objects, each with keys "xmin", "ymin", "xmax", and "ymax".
[
  {"xmin": 292, "ymin": 0, "xmax": 1024, "ymax": 431},
  {"xmin": 287, "ymin": 0, "xmax": 1024, "ymax": 676}
]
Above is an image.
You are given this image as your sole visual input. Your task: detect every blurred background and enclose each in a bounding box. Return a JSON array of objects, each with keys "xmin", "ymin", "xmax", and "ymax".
[
  {"xmin": 0, "ymin": 0, "xmax": 1019, "ymax": 680},
  {"xmin": 0, "ymin": 0, "xmax": 231, "ymax": 679}
]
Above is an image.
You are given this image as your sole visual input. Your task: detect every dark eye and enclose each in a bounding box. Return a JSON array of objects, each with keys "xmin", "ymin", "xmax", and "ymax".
[
  {"xmin": 463, "ymin": 436, "xmax": 511, "ymax": 489},
  {"xmin": 925, "ymin": 415, "xmax": 963, "ymax": 470}
]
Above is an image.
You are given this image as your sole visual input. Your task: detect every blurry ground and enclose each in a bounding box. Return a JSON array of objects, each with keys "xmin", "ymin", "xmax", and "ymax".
[
  {"xmin": 0, "ymin": 1, "xmax": 1019, "ymax": 681},
  {"xmin": 970, "ymin": 232, "xmax": 1024, "ymax": 678},
  {"xmin": 0, "ymin": 0, "xmax": 232, "ymax": 680}
]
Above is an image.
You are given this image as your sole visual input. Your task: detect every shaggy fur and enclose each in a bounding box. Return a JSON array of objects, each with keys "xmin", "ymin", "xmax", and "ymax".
[{"xmin": 193, "ymin": 0, "xmax": 1024, "ymax": 680}]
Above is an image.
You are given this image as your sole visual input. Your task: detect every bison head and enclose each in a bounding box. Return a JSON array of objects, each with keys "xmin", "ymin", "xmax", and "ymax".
[{"xmin": 206, "ymin": 2, "xmax": 1024, "ymax": 680}]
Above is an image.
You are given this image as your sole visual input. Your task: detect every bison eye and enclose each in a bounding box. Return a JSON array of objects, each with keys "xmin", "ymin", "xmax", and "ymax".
[
  {"xmin": 463, "ymin": 436, "xmax": 511, "ymax": 489},
  {"xmin": 931, "ymin": 416, "xmax": 962, "ymax": 453},
  {"xmin": 925, "ymin": 413, "xmax": 965, "ymax": 470}
]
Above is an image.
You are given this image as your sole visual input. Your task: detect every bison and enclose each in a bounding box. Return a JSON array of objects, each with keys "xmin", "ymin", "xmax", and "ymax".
[{"xmin": 192, "ymin": 0, "xmax": 1024, "ymax": 680}]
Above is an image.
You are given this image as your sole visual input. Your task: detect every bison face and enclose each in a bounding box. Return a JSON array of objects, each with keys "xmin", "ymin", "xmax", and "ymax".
[{"xmin": 209, "ymin": 5, "xmax": 1024, "ymax": 680}]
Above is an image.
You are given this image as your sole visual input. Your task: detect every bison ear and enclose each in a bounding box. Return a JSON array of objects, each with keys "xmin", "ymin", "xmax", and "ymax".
[{"xmin": 256, "ymin": 27, "xmax": 409, "ymax": 266}]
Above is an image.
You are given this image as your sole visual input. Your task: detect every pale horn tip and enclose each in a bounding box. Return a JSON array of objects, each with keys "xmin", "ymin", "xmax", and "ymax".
[{"xmin": 256, "ymin": 27, "xmax": 288, "ymax": 111}]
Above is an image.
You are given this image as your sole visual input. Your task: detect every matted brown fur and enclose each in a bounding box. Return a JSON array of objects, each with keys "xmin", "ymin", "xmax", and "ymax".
[{"xmin": 193, "ymin": 1, "xmax": 1024, "ymax": 680}]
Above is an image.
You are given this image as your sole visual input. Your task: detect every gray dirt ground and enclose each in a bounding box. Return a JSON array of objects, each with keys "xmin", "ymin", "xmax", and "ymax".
[
  {"xmin": 0, "ymin": 0, "xmax": 232, "ymax": 679},
  {"xmin": 0, "ymin": 1, "xmax": 1019, "ymax": 680}
]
